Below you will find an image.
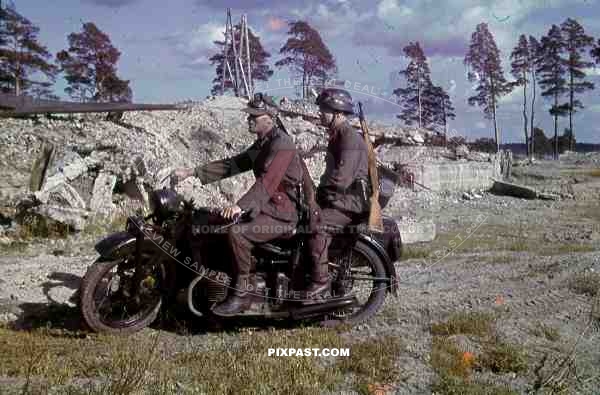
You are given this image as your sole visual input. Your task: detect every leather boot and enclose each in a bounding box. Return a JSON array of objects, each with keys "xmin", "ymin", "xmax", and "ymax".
[
  {"xmin": 212, "ymin": 274, "xmax": 252, "ymax": 316},
  {"xmin": 303, "ymin": 262, "xmax": 331, "ymax": 305}
]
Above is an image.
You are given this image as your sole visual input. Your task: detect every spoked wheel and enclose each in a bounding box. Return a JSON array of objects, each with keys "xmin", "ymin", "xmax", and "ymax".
[
  {"xmin": 325, "ymin": 240, "xmax": 388, "ymax": 325},
  {"xmin": 80, "ymin": 251, "xmax": 168, "ymax": 334}
]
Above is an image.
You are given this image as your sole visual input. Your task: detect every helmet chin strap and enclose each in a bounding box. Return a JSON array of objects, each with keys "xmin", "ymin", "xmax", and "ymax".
[{"xmin": 327, "ymin": 112, "xmax": 338, "ymax": 130}]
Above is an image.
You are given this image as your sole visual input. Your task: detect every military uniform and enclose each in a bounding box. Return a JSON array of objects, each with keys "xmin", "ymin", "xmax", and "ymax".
[
  {"xmin": 308, "ymin": 120, "xmax": 370, "ymax": 283},
  {"xmin": 194, "ymin": 126, "xmax": 302, "ymax": 300}
]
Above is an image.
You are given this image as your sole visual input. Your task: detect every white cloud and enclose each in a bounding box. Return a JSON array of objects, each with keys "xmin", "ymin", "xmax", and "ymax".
[
  {"xmin": 584, "ymin": 67, "xmax": 600, "ymax": 77},
  {"xmin": 377, "ymin": 0, "xmax": 413, "ymax": 21},
  {"xmin": 181, "ymin": 23, "xmax": 224, "ymax": 56}
]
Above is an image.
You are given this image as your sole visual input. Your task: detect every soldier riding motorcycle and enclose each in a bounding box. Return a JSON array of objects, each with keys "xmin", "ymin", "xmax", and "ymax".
[{"xmin": 78, "ymin": 93, "xmax": 402, "ymax": 334}]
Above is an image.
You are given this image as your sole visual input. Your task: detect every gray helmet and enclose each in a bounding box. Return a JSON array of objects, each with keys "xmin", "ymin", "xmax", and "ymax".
[{"xmin": 315, "ymin": 88, "xmax": 354, "ymax": 114}]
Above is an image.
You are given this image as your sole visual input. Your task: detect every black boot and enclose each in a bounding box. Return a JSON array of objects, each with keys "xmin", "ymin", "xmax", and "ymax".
[
  {"xmin": 212, "ymin": 274, "xmax": 252, "ymax": 316},
  {"xmin": 303, "ymin": 263, "xmax": 331, "ymax": 305}
]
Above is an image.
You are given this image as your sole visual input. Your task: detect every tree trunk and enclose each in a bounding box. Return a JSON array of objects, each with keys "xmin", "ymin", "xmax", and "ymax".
[
  {"xmin": 554, "ymin": 93, "xmax": 558, "ymax": 160},
  {"xmin": 569, "ymin": 68, "xmax": 574, "ymax": 151},
  {"xmin": 417, "ymin": 67, "xmax": 422, "ymax": 129},
  {"xmin": 522, "ymin": 71, "xmax": 529, "ymax": 157},
  {"xmin": 490, "ymin": 75, "xmax": 500, "ymax": 153},
  {"xmin": 530, "ymin": 68, "xmax": 536, "ymax": 160}
]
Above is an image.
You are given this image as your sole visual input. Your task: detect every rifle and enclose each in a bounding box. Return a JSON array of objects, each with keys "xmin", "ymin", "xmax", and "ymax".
[{"xmin": 358, "ymin": 102, "xmax": 384, "ymax": 233}]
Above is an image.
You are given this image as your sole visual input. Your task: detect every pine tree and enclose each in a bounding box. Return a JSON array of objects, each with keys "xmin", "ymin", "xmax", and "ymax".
[
  {"xmin": 464, "ymin": 23, "xmax": 513, "ymax": 152},
  {"xmin": 209, "ymin": 23, "xmax": 273, "ymax": 96},
  {"xmin": 393, "ymin": 42, "xmax": 433, "ymax": 129},
  {"xmin": 536, "ymin": 25, "xmax": 569, "ymax": 160},
  {"xmin": 422, "ymin": 84, "xmax": 455, "ymax": 140},
  {"xmin": 560, "ymin": 18, "xmax": 595, "ymax": 151},
  {"xmin": 528, "ymin": 36, "xmax": 542, "ymax": 158},
  {"xmin": 57, "ymin": 22, "xmax": 131, "ymax": 102},
  {"xmin": 510, "ymin": 34, "xmax": 532, "ymax": 156},
  {"xmin": 0, "ymin": 4, "xmax": 56, "ymax": 95},
  {"xmin": 275, "ymin": 21, "xmax": 336, "ymax": 98}
]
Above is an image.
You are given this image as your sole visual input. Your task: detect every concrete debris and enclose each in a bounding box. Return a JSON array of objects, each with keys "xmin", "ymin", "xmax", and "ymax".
[
  {"xmin": 2, "ymin": 95, "xmax": 500, "ymax": 235},
  {"xmin": 35, "ymin": 182, "xmax": 86, "ymax": 209},
  {"xmin": 490, "ymin": 179, "xmax": 560, "ymax": 200},
  {"xmin": 90, "ymin": 172, "xmax": 117, "ymax": 215},
  {"xmin": 397, "ymin": 218, "xmax": 436, "ymax": 244},
  {"xmin": 30, "ymin": 205, "xmax": 91, "ymax": 231}
]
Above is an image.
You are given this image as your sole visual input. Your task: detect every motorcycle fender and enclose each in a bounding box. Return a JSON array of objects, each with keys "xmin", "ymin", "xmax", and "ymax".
[
  {"xmin": 94, "ymin": 231, "xmax": 138, "ymax": 259},
  {"xmin": 357, "ymin": 233, "xmax": 399, "ymax": 296}
]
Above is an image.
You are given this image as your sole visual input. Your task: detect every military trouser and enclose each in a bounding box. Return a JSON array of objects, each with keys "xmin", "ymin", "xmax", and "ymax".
[
  {"xmin": 228, "ymin": 214, "xmax": 296, "ymax": 295},
  {"xmin": 306, "ymin": 208, "xmax": 353, "ymax": 282}
]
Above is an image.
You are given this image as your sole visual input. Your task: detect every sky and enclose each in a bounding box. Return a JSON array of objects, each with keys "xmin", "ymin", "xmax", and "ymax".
[{"xmin": 8, "ymin": 0, "xmax": 600, "ymax": 143}]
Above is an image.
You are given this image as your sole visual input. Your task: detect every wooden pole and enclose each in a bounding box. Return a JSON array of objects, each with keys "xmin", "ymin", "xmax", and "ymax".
[
  {"xmin": 237, "ymin": 15, "xmax": 250, "ymax": 98},
  {"xmin": 229, "ymin": 9, "xmax": 240, "ymax": 97},
  {"xmin": 244, "ymin": 14, "xmax": 252, "ymax": 97},
  {"xmin": 220, "ymin": 10, "xmax": 229, "ymax": 95}
]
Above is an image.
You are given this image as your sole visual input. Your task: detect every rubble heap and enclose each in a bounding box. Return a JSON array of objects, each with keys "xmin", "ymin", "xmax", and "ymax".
[{"xmin": 0, "ymin": 95, "xmax": 490, "ymax": 233}]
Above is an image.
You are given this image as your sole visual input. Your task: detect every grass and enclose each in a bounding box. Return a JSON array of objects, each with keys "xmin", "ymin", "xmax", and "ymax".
[
  {"xmin": 430, "ymin": 312, "xmax": 495, "ymax": 337},
  {"xmin": 568, "ymin": 272, "xmax": 600, "ymax": 297},
  {"xmin": 414, "ymin": 216, "xmax": 598, "ymax": 261},
  {"xmin": 560, "ymin": 168, "xmax": 600, "ymax": 178},
  {"xmin": 401, "ymin": 244, "xmax": 431, "ymax": 260},
  {"xmin": 429, "ymin": 337, "xmax": 518, "ymax": 395},
  {"xmin": 83, "ymin": 214, "xmax": 130, "ymax": 237},
  {"xmin": 530, "ymin": 322, "xmax": 561, "ymax": 342},
  {"xmin": 16, "ymin": 212, "xmax": 71, "ymax": 239},
  {"xmin": 430, "ymin": 337, "xmax": 474, "ymax": 379},
  {"xmin": 0, "ymin": 324, "xmax": 405, "ymax": 394},
  {"xmin": 338, "ymin": 335, "xmax": 404, "ymax": 393},
  {"xmin": 429, "ymin": 310, "xmax": 528, "ymax": 394},
  {"xmin": 478, "ymin": 341, "xmax": 528, "ymax": 374}
]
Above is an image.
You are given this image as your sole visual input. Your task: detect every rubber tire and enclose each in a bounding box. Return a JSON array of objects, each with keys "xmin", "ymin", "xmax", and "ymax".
[
  {"xmin": 80, "ymin": 258, "xmax": 162, "ymax": 335},
  {"xmin": 324, "ymin": 239, "xmax": 388, "ymax": 326}
]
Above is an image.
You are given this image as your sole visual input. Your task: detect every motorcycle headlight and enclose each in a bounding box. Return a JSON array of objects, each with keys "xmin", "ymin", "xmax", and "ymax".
[{"xmin": 149, "ymin": 188, "xmax": 181, "ymax": 221}]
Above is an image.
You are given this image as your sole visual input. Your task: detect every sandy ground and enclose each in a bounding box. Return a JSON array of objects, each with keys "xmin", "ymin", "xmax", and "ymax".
[{"xmin": 1, "ymin": 158, "xmax": 599, "ymax": 393}]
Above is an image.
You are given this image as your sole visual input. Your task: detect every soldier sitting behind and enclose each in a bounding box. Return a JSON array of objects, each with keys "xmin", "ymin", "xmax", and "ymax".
[{"xmin": 304, "ymin": 88, "xmax": 370, "ymax": 303}]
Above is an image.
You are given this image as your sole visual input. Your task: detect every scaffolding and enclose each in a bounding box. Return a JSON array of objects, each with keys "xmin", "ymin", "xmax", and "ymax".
[{"xmin": 221, "ymin": 8, "xmax": 253, "ymax": 98}]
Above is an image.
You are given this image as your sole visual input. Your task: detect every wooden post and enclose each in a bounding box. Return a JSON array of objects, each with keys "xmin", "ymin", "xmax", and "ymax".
[
  {"xmin": 29, "ymin": 140, "xmax": 54, "ymax": 192},
  {"xmin": 229, "ymin": 9, "xmax": 240, "ymax": 97},
  {"xmin": 244, "ymin": 14, "xmax": 252, "ymax": 97}
]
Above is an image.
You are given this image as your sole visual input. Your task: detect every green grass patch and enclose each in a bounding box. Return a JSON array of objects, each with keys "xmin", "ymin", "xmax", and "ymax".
[
  {"xmin": 83, "ymin": 214, "xmax": 129, "ymax": 237},
  {"xmin": 430, "ymin": 337, "xmax": 518, "ymax": 395},
  {"xmin": 478, "ymin": 341, "xmax": 528, "ymax": 374},
  {"xmin": 431, "ymin": 312, "xmax": 495, "ymax": 337},
  {"xmin": 0, "ymin": 324, "xmax": 405, "ymax": 394},
  {"xmin": 401, "ymin": 245, "xmax": 431, "ymax": 260},
  {"xmin": 338, "ymin": 335, "xmax": 404, "ymax": 392}
]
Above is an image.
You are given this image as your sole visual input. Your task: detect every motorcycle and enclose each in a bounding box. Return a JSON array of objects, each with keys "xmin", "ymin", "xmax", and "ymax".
[{"xmin": 79, "ymin": 184, "xmax": 402, "ymax": 334}]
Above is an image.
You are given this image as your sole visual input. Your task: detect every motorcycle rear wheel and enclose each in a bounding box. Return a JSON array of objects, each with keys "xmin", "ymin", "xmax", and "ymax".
[{"xmin": 323, "ymin": 239, "xmax": 388, "ymax": 326}]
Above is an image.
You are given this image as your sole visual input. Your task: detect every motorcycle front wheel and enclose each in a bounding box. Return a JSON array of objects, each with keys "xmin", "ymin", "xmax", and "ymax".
[{"xmin": 79, "ymin": 252, "xmax": 168, "ymax": 335}]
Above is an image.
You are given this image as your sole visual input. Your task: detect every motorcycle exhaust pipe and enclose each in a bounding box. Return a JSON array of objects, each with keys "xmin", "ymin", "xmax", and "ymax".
[{"xmin": 290, "ymin": 296, "xmax": 357, "ymax": 320}]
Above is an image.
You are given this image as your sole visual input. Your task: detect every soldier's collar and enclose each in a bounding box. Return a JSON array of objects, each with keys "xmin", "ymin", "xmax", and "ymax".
[{"xmin": 256, "ymin": 126, "xmax": 277, "ymax": 145}]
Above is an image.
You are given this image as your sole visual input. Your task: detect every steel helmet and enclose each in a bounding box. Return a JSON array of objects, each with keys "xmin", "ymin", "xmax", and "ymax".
[
  {"xmin": 315, "ymin": 88, "xmax": 354, "ymax": 114},
  {"xmin": 242, "ymin": 92, "xmax": 279, "ymax": 117}
]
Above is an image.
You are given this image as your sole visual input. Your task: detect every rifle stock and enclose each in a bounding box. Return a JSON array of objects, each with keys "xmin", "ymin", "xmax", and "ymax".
[{"xmin": 358, "ymin": 102, "xmax": 384, "ymax": 233}]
